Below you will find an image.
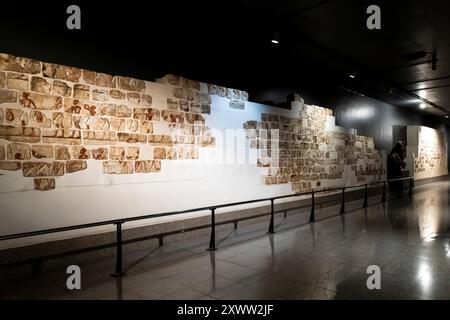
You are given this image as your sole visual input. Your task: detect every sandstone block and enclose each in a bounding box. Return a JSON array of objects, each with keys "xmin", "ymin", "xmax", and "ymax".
[
  {"xmin": 166, "ymin": 147, "xmax": 177, "ymax": 160},
  {"xmin": 179, "ymin": 101, "xmax": 190, "ymax": 112},
  {"xmin": 0, "ymin": 54, "xmax": 40, "ymax": 74},
  {"xmin": 91, "ymin": 147, "xmax": 108, "ymax": 160},
  {"xmin": 53, "ymin": 112, "xmax": 73, "ymax": 128},
  {"xmin": 82, "ymin": 131, "xmax": 117, "ymax": 145},
  {"xmin": 103, "ymin": 161, "xmax": 133, "ymax": 174},
  {"xmin": 139, "ymin": 121, "xmax": 153, "ymax": 133},
  {"xmin": 93, "ymin": 117, "xmax": 109, "ymax": 130},
  {"xmin": 148, "ymin": 135, "xmax": 173, "ymax": 146},
  {"xmin": 20, "ymin": 92, "xmax": 62, "ymax": 110},
  {"xmin": 199, "ymin": 93, "xmax": 212, "ymax": 105},
  {"xmin": 0, "ymin": 145, "xmax": 4, "ymax": 160},
  {"xmin": 23, "ymin": 161, "xmax": 64, "ymax": 177},
  {"xmin": 185, "ymin": 113, "xmax": 205, "ymax": 125},
  {"xmin": 92, "ymin": 89, "xmax": 109, "ymax": 102},
  {"xmin": 64, "ymin": 99, "xmax": 97, "ymax": 115},
  {"xmin": 230, "ymin": 100, "xmax": 245, "ymax": 110},
  {"xmin": 173, "ymin": 87, "xmax": 196, "ymax": 101},
  {"xmin": 142, "ymin": 94, "xmax": 152, "ymax": 107},
  {"xmin": 81, "ymin": 70, "xmax": 96, "ymax": 85},
  {"xmin": 42, "ymin": 129, "xmax": 81, "ymax": 145},
  {"xmin": 72, "ymin": 115, "xmax": 92, "ymax": 129},
  {"xmin": 66, "ymin": 160, "xmax": 87, "ymax": 173},
  {"xmin": 52, "ymin": 80, "xmax": 72, "ymax": 97},
  {"xmin": 162, "ymin": 110, "xmax": 184, "ymax": 123},
  {"xmin": 96, "ymin": 73, "xmax": 116, "ymax": 88},
  {"xmin": 167, "ymin": 99, "xmax": 178, "ymax": 110},
  {"xmin": 126, "ymin": 147, "xmax": 140, "ymax": 160},
  {"xmin": 55, "ymin": 146, "xmax": 70, "ymax": 160},
  {"xmin": 0, "ymin": 161, "xmax": 21, "ymax": 171},
  {"xmin": 71, "ymin": 146, "xmax": 90, "ymax": 159},
  {"xmin": 117, "ymin": 132, "xmax": 147, "ymax": 143},
  {"xmin": 117, "ymin": 76, "xmax": 146, "ymax": 92},
  {"xmin": 73, "ymin": 84, "xmax": 90, "ymax": 100},
  {"xmin": 100, "ymin": 104, "xmax": 132, "ymax": 118},
  {"xmin": 32, "ymin": 145, "xmax": 53, "ymax": 159},
  {"xmin": 6, "ymin": 72, "xmax": 29, "ymax": 90},
  {"xmin": 133, "ymin": 108, "xmax": 160, "ymax": 121},
  {"xmin": 110, "ymin": 89, "xmax": 126, "ymax": 100},
  {"xmin": 42, "ymin": 63, "xmax": 81, "ymax": 82},
  {"xmin": 0, "ymin": 89, "xmax": 17, "ymax": 103},
  {"xmin": 110, "ymin": 118, "xmax": 125, "ymax": 131},
  {"xmin": 0, "ymin": 71, "xmax": 4, "ymax": 88},
  {"xmin": 188, "ymin": 102, "xmax": 199, "ymax": 113},
  {"xmin": 34, "ymin": 178, "xmax": 55, "ymax": 191},
  {"xmin": 153, "ymin": 147, "xmax": 166, "ymax": 159},
  {"xmin": 0, "ymin": 125, "xmax": 40, "ymax": 143},
  {"xmin": 127, "ymin": 92, "xmax": 140, "ymax": 104},
  {"xmin": 30, "ymin": 76, "xmax": 51, "ymax": 94},
  {"xmin": 5, "ymin": 108, "xmax": 29, "ymax": 126},
  {"xmin": 125, "ymin": 119, "xmax": 139, "ymax": 132},
  {"xmin": 201, "ymin": 104, "xmax": 211, "ymax": 114},
  {"xmin": 109, "ymin": 146, "xmax": 125, "ymax": 160},
  {"xmin": 7, "ymin": 143, "xmax": 31, "ymax": 160},
  {"xmin": 135, "ymin": 160, "xmax": 161, "ymax": 173}
]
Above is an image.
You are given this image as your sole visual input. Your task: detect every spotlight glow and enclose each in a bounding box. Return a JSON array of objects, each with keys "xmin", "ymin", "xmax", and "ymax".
[
  {"xmin": 271, "ymin": 39, "xmax": 279, "ymax": 44},
  {"xmin": 419, "ymin": 103, "xmax": 426, "ymax": 109}
]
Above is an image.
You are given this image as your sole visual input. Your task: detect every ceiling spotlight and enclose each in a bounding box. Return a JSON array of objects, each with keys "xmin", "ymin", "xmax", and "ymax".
[
  {"xmin": 419, "ymin": 103, "xmax": 426, "ymax": 109},
  {"xmin": 271, "ymin": 32, "xmax": 280, "ymax": 44},
  {"xmin": 349, "ymin": 70, "xmax": 358, "ymax": 79},
  {"xmin": 445, "ymin": 115, "xmax": 449, "ymax": 119}
]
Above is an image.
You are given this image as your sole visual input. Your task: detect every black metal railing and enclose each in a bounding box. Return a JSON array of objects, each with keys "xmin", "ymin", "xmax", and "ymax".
[{"xmin": 0, "ymin": 176, "xmax": 414, "ymax": 277}]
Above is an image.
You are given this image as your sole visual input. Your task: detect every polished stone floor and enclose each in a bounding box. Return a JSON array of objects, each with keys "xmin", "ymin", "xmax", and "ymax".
[{"xmin": 1, "ymin": 180, "xmax": 450, "ymax": 300}]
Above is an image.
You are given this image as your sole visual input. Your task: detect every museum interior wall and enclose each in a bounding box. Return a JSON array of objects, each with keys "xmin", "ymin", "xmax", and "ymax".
[{"xmin": 0, "ymin": 52, "xmax": 446, "ymax": 250}]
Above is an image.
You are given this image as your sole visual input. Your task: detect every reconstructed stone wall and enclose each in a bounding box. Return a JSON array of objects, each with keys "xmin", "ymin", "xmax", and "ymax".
[
  {"xmin": 245, "ymin": 103, "xmax": 385, "ymax": 193},
  {"xmin": 409, "ymin": 126, "xmax": 448, "ymax": 180},
  {"xmin": 0, "ymin": 53, "xmax": 251, "ymax": 190}
]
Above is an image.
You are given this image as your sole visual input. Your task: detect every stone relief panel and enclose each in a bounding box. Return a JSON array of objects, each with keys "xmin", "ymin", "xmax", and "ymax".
[
  {"xmin": 0, "ymin": 53, "xmax": 253, "ymax": 190},
  {"xmin": 244, "ymin": 104, "xmax": 385, "ymax": 193},
  {"xmin": 412, "ymin": 126, "xmax": 448, "ymax": 180},
  {"xmin": 0, "ymin": 52, "xmax": 386, "ymax": 194}
]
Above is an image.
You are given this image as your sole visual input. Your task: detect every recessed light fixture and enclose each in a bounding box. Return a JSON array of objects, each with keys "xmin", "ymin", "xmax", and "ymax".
[
  {"xmin": 419, "ymin": 103, "xmax": 426, "ymax": 109},
  {"xmin": 445, "ymin": 115, "xmax": 449, "ymax": 118},
  {"xmin": 271, "ymin": 32, "xmax": 280, "ymax": 44},
  {"xmin": 349, "ymin": 70, "xmax": 358, "ymax": 79}
]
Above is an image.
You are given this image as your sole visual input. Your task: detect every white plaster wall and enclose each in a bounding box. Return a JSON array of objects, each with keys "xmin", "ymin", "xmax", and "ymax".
[{"xmin": 0, "ymin": 80, "xmax": 385, "ymax": 250}]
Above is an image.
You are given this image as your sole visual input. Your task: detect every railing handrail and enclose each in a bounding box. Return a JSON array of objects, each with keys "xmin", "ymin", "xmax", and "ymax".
[{"xmin": 0, "ymin": 176, "xmax": 412, "ymax": 242}]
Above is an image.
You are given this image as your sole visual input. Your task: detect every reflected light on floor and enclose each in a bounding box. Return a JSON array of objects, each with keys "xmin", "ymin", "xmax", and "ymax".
[{"xmin": 417, "ymin": 261, "xmax": 432, "ymax": 294}]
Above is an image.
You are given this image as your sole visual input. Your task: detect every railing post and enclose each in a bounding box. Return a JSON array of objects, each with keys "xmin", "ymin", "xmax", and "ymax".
[
  {"xmin": 208, "ymin": 208, "xmax": 216, "ymax": 251},
  {"xmin": 111, "ymin": 222, "xmax": 125, "ymax": 277},
  {"xmin": 409, "ymin": 177, "xmax": 414, "ymax": 196},
  {"xmin": 381, "ymin": 181, "xmax": 386, "ymax": 203},
  {"xmin": 340, "ymin": 188, "xmax": 345, "ymax": 214},
  {"xmin": 268, "ymin": 198, "xmax": 275, "ymax": 234},
  {"xmin": 309, "ymin": 191, "xmax": 315, "ymax": 223},
  {"xmin": 363, "ymin": 184, "xmax": 368, "ymax": 208}
]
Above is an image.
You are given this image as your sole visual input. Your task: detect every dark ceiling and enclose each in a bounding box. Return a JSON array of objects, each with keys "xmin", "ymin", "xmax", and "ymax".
[{"xmin": 0, "ymin": 0, "xmax": 449, "ymax": 117}]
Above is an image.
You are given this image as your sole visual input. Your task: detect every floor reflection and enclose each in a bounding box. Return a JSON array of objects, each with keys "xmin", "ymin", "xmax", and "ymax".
[{"xmin": 2, "ymin": 181, "xmax": 450, "ymax": 299}]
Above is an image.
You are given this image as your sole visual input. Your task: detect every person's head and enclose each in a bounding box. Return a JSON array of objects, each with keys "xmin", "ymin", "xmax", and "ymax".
[{"xmin": 392, "ymin": 140, "xmax": 406, "ymax": 158}]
